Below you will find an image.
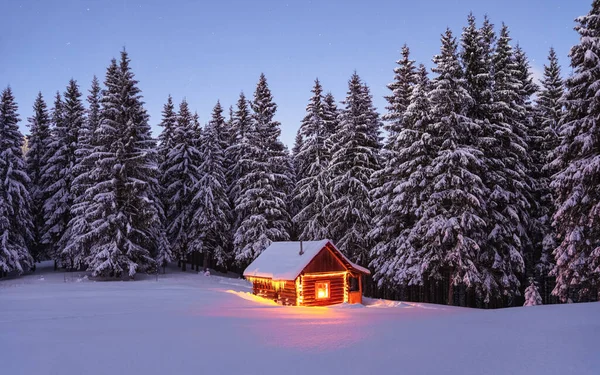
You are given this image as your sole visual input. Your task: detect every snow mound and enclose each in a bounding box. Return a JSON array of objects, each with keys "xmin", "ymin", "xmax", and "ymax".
[
  {"xmin": 226, "ymin": 290, "xmax": 278, "ymax": 306},
  {"xmin": 364, "ymin": 297, "xmax": 448, "ymax": 310},
  {"xmin": 330, "ymin": 302, "xmax": 365, "ymax": 309}
]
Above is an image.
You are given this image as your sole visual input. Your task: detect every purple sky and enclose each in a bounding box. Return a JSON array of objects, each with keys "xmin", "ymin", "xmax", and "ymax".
[{"xmin": 2, "ymin": 0, "xmax": 590, "ymax": 146}]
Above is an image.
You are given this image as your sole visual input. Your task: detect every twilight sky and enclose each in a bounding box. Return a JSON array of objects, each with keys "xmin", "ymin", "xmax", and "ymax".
[{"xmin": 1, "ymin": 0, "xmax": 590, "ymax": 147}]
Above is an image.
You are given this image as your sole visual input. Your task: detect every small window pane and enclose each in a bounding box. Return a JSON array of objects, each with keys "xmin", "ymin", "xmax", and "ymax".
[{"xmin": 315, "ymin": 281, "xmax": 330, "ymax": 299}]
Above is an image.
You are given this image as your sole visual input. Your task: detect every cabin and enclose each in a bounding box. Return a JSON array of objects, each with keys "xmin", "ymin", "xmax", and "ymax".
[{"xmin": 243, "ymin": 240, "xmax": 370, "ymax": 306}]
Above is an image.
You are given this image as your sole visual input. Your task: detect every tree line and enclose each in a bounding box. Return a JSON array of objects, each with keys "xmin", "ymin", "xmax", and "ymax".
[{"xmin": 1, "ymin": 3, "xmax": 599, "ymax": 307}]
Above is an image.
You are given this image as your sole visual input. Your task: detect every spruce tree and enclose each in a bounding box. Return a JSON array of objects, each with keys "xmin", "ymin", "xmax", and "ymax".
[
  {"xmin": 42, "ymin": 80, "xmax": 85, "ymax": 269},
  {"xmin": 326, "ymin": 73, "xmax": 381, "ymax": 265},
  {"xmin": 480, "ymin": 24, "xmax": 529, "ymax": 303},
  {"xmin": 322, "ymin": 92, "xmax": 340, "ymax": 138},
  {"xmin": 534, "ymin": 48, "xmax": 564, "ymax": 290},
  {"xmin": 82, "ymin": 51, "xmax": 165, "ymax": 278},
  {"xmin": 370, "ymin": 45, "xmax": 418, "ymax": 281},
  {"xmin": 233, "ymin": 74, "xmax": 292, "ymax": 265},
  {"xmin": 383, "ymin": 44, "xmax": 417, "ymax": 142},
  {"xmin": 551, "ymin": 1, "xmax": 600, "ymax": 301},
  {"xmin": 59, "ymin": 77, "xmax": 102, "ymax": 269},
  {"xmin": 514, "ymin": 45, "xmax": 541, "ymax": 292},
  {"xmin": 226, "ymin": 92, "xmax": 253, "ymax": 230},
  {"xmin": 163, "ymin": 99, "xmax": 203, "ymax": 271},
  {"xmin": 412, "ymin": 29, "xmax": 488, "ymax": 304},
  {"xmin": 192, "ymin": 102, "xmax": 231, "ymax": 269},
  {"xmin": 87, "ymin": 76, "xmax": 101, "ymax": 139},
  {"xmin": 42, "ymin": 92, "xmax": 64, "ymax": 269},
  {"xmin": 223, "ymin": 105, "xmax": 236, "ymax": 178},
  {"xmin": 206, "ymin": 101, "xmax": 229, "ymax": 157},
  {"xmin": 293, "ymin": 79, "xmax": 332, "ymax": 240},
  {"xmin": 158, "ymin": 95, "xmax": 177, "ymax": 163},
  {"xmin": 291, "ymin": 130, "xmax": 304, "ymax": 177},
  {"xmin": 25, "ymin": 92, "xmax": 52, "ymax": 264},
  {"xmin": 523, "ymin": 278, "xmax": 543, "ymax": 306},
  {"xmin": 370, "ymin": 65, "xmax": 432, "ymax": 289},
  {"xmin": 461, "ymin": 13, "xmax": 495, "ymax": 121},
  {"xmin": 0, "ymin": 87, "xmax": 33, "ymax": 275},
  {"xmin": 289, "ymin": 129, "xmax": 304, "ymax": 239}
]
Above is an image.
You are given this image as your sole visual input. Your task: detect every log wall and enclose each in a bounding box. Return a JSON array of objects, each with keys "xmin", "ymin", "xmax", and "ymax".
[
  {"xmin": 300, "ymin": 274, "xmax": 346, "ymax": 307},
  {"xmin": 251, "ymin": 278, "xmax": 297, "ymax": 306}
]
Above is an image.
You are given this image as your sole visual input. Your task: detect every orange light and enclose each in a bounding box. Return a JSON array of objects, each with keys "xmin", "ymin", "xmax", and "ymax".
[
  {"xmin": 315, "ymin": 281, "xmax": 330, "ymax": 299},
  {"xmin": 295, "ymin": 276, "xmax": 303, "ymax": 306},
  {"xmin": 246, "ymin": 277, "xmax": 287, "ymax": 291},
  {"xmin": 303, "ymin": 271, "xmax": 348, "ymax": 278}
]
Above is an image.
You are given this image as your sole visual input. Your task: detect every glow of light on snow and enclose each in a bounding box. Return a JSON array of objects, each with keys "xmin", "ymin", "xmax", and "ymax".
[{"xmin": 1, "ymin": 262, "xmax": 598, "ymax": 373}]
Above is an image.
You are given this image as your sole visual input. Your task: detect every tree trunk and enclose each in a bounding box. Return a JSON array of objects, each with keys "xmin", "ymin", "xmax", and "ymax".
[
  {"xmin": 54, "ymin": 260, "xmax": 58, "ymax": 271},
  {"xmin": 423, "ymin": 277, "xmax": 430, "ymax": 303},
  {"xmin": 181, "ymin": 258, "xmax": 187, "ymax": 272},
  {"xmin": 447, "ymin": 278, "xmax": 454, "ymax": 306},
  {"xmin": 203, "ymin": 252, "xmax": 209, "ymax": 271}
]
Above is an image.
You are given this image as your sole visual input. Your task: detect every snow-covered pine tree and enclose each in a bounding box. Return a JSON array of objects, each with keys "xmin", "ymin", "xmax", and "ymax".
[
  {"xmin": 460, "ymin": 13, "xmax": 495, "ymax": 121},
  {"xmin": 87, "ymin": 76, "xmax": 101, "ymax": 139},
  {"xmin": 222, "ymin": 104, "xmax": 236, "ymax": 193},
  {"xmin": 512, "ymin": 44, "xmax": 547, "ymax": 291},
  {"xmin": 326, "ymin": 73, "xmax": 381, "ymax": 265},
  {"xmin": 42, "ymin": 79, "xmax": 85, "ymax": 269},
  {"xmin": 58, "ymin": 76, "xmax": 102, "ymax": 269},
  {"xmin": 234, "ymin": 74, "xmax": 292, "ymax": 266},
  {"xmin": 226, "ymin": 105, "xmax": 235, "ymax": 146},
  {"xmin": 292, "ymin": 79, "xmax": 332, "ymax": 240},
  {"xmin": 226, "ymin": 93, "xmax": 253, "ymax": 231},
  {"xmin": 192, "ymin": 111, "xmax": 203, "ymax": 148},
  {"xmin": 551, "ymin": 1, "xmax": 600, "ymax": 302},
  {"xmin": 322, "ymin": 92, "xmax": 340, "ymax": 139},
  {"xmin": 412, "ymin": 29, "xmax": 488, "ymax": 305},
  {"xmin": 523, "ymin": 278, "xmax": 543, "ymax": 306},
  {"xmin": 163, "ymin": 99, "xmax": 203, "ymax": 271},
  {"xmin": 291, "ymin": 130, "xmax": 304, "ymax": 175},
  {"xmin": 369, "ymin": 64, "xmax": 432, "ymax": 291},
  {"xmin": 0, "ymin": 87, "xmax": 33, "ymax": 276},
  {"xmin": 515, "ymin": 45, "xmax": 544, "ymax": 294},
  {"xmin": 533, "ymin": 48, "xmax": 564, "ymax": 291},
  {"xmin": 157, "ymin": 96, "xmax": 177, "ymax": 225},
  {"xmin": 289, "ymin": 128, "xmax": 304, "ymax": 239},
  {"xmin": 82, "ymin": 51, "xmax": 165, "ymax": 278},
  {"xmin": 192, "ymin": 102, "xmax": 231, "ymax": 269},
  {"xmin": 205, "ymin": 101, "xmax": 229, "ymax": 159},
  {"xmin": 479, "ymin": 24, "xmax": 530, "ymax": 304},
  {"xmin": 158, "ymin": 95, "xmax": 177, "ymax": 163},
  {"xmin": 383, "ymin": 44, "xmax": 418, "ymax": 142},
  {"xmin": 363, "ymin": 84, "xmax": 383, "ymax": 149},
  {"xmin": 42, "ymin": 92, "xmax": 64, "ymax": 270},
  {"xmin": 370, "ymin": 44, "xmax": 418, "ymax": 278},
  {"xmin": 514, "ymin": 45, "xmax": 539, "ymax": 105},
  {"xmin": 25, "ymin": 92, "xmax": 52, "ymax": 264}
]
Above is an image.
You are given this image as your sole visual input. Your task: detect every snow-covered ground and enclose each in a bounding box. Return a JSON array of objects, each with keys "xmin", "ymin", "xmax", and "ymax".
[{"xmin": 1, "ymin": 262, "xmax": 598, "ymax": 375}]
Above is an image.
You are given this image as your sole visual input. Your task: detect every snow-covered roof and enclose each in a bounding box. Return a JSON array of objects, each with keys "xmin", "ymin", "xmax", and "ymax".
[{"xmin": 243, "ymin": 239, "xmax": 370, "ymax": 280}]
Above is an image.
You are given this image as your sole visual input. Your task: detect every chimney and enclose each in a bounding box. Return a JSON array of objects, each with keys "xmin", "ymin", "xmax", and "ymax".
[{"xmin": 299, "ymin": 241, "xmax": 304, "ymax": 256}]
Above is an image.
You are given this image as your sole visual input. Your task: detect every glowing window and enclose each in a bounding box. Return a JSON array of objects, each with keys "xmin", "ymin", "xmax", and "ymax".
[{"xmin": 315, "ymin": 281, "xmax": 330, "ymax": 299}]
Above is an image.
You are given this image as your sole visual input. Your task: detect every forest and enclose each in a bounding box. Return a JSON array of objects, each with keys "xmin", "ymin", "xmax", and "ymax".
[{"xmin": 1, "ymin": 3, "xmax": 599, "ymax": 309}]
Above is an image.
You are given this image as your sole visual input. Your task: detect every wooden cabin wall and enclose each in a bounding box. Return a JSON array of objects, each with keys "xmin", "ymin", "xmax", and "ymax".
[
  {"xmin": 277, "ymin": 281, "xmax": 297, "ymax": 306},
  {"xmin": 252, "ymin": 278, "xmax": 277, "ymax": 301},
  {"xmin": 251, "ymin": 279, "xmax": 297, "ymax": 306},
  {"xmin": 302, "ymin": 248, "xmax": 346, "ymax": 274},
  {"xmin": 301, "ymin": 274, "xmax": 345, "ymax": 306}
]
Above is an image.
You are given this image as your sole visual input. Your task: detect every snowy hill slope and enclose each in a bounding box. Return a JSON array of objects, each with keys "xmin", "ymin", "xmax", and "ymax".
[{"xmin": 0, "ymin": 262, "xmax": 598, "ymax": 375}]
